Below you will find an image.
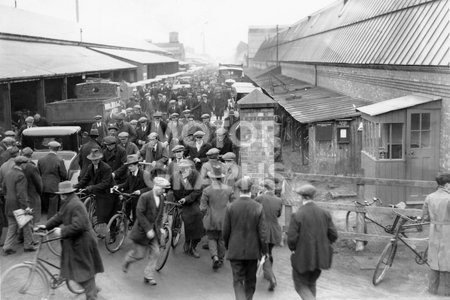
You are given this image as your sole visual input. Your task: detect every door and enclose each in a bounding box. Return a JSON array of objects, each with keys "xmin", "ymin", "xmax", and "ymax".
[{"xmin": 406, "ymin": 109, "xmax": 440, "ymax": 203}]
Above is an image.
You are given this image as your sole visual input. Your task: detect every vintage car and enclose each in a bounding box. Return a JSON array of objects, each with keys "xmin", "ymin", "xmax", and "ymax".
[{"xmin": 21, "ymin": 126, "xmax": 82, "ymax": 184}]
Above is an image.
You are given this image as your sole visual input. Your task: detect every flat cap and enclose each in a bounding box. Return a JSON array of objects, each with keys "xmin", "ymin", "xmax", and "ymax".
[
  {"xmin": 201, "ymin": 114, "xmax": 210, "ymax": 119},
  {"xmin": 295, "ymin": 184, "xmax": 316, "ymax": 197},
  {"xmin": 130, "ymin": 119, "xmax": 138, "ymax": 125},
  {"xmin": 170, "ymin": 113, "xmax": 179, "ymax": 118},
  {"xmin": 21, "ymin": 147, "xmax": 34, "ymax": 157},
  {"xmin": 48, "ymin": 141, "xmax": 61, "ymax": 148},
  {"xmin": 118, "ymin": 132, "xmax": 129, "ymax": 138},
  {"xmin": 262, "ymin": 179, "xmax": 275, "ymax": 191},
  {"xmin": 108, "ymin": 124, "xmax": 119, "ymax": 131},
  {"xmin": 148, "ymin": 132, "xmax": 159, "ymax": 140},
  {"xmin": 89, "ymin": 129, "xmax": 99, "ymax": 136},
  {"xmin": 193, "ymin": 131, "xmax": 205, "ymax": 137},
  {"xmin": 235, "ymin": 176, "xmax": 253, "ymax": 191},
  {"xmin": 206, "ymin": 148, "xmax": 220, "ymax": 156},
  {"xmin": 103, "ymin": 136, "xmax": 117, "ymax": 144},
  {"xmin": 2, "ymin": 137, "xmax": 15, "ymax": 144},
  {"xmin": 125, "ymin": 108, "xmax": 133, "ymax": 112},
  {"xmin": 201, "ymin": 94, "xmax": 208, "ymax": 97},
  {"xmin": 216, "ymin": 127, "xmax": 227, "ymax": 135},
  {"xmin": 4, "ymin": 130, "xmax": 16, "ymax": 137},
  {"xmin": 178, "ymin": 159, "xmax": 194, "ymax": 168},
  {"xmin": 25, "ymin": 116, "xmax": 34, "ymax": 122},
  {"xmin": 14, "ymin": 156, "xmax": 29, "ymax": 164},
  {"xmin": 133, "ymin": 105, "xmax": 141, "ymax": 109},
  {"xmin": 9, "ymin": 146, "xmax": 20, "ymax": 155},
  {"xmin": 172, "ymin": 145, "xmax": 185, "ymax": 153},
  {"xmin": 94, "ymin": 115, "xmax": 102, "ymax": 120},
  {"xmin": 153, "ymin": 177, "xmax": 171, "ymax": 188},
  {"xmin": 169, "ymin": 100, "xmax": 176, "ymax": 104},
  {"xmin": 182, "ymin": 109, "xmax": 191, "ymax": 114},
  {"xmin": 222, "ymin": 152, "xmax": 236, "ymax": 161},
  {"xmin": 153, "ymin": 111, "xmax": 163, "ymax": 117},
  {"xmin": 125, "ymin": 154, "xmax": 140, "ymax": 165},
  {"xmin": 138, "ymin": 116, "xmax": 148, "ymax": 122}
]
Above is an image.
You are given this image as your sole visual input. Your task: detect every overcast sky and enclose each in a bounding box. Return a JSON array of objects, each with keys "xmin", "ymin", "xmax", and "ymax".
[{"xmin": 1, "ymin": 0, "xmax": 337, "ymax": 60}]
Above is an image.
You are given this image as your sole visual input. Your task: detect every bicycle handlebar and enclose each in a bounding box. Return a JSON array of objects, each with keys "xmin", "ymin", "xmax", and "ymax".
[
  {"xmin": 111, "ymin": 188, "xmax": 134, "ymax": 198},
  {"xmin": 164, "ymin": 201, "xmax": 182, "ymax": 207}
]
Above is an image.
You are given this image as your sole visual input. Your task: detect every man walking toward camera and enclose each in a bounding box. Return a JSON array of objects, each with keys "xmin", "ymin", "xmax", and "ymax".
[
  {"xmin": 287, "ymin": 184, "xmax": 338, "ymax": 300},
  {"xmin": 223, "ymin": 177, "xmax": 267, "ymax": 300}
]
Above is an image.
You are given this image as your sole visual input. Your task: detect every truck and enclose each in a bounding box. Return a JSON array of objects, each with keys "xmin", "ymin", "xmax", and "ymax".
[
  {"xmin": 218, "ymin": 63, "xmax": 244, "ymax": 83},
  {"xmin": 45, "ymin": 80, "xmax": 132, "ymax": 131}
]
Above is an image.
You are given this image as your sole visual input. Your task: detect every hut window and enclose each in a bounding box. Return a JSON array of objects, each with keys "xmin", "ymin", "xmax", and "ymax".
[
  {"xmin": 316, "ymin": 123, "xmax": 333, "ymax": 141},
  {"xmin": 380, "ymin": 123, "xmax": 403, "ymax": 159},
  {"xmin": 410, "ymin": 113, "xmax": 431, "ymax": 148}
]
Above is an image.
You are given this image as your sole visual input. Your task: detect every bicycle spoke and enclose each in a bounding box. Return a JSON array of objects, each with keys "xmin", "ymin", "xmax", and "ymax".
[{"xmin": 1, "ymin": 264, "xmax": 49, "ymax": 299}]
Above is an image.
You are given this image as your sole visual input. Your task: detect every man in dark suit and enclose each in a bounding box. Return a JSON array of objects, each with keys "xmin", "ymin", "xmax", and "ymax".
[
  {"xmin": 122, "ymin": 177, "xmax": 170, "ymax": 286},
  {"xmin": 78, "ymin": 129, "xmax": 102, "ymax": 180},
  {"xmin": 187, "ymin": 131, "xmax": 212, "ymax": 172},
  {"xmin": 139, "ymin": 132, "xmax": 168, "ymax": 174},
  {"xmin": 149, "ymin": 111, "xmax": 168, "ymax": 143},
  {"xmin": 91, "ymin": 115, "xmax": 108, "ymax": 142},
  {"xmin": 223, "ymin": 177, "xmax": 268, "ymax": 300},
  {"xmin": 41, "ymin": 181, "xmax": 104, "ymax": 299},
  {"xmin": 115, "ymin": 113, "xmax": 137, "ymax": 143},
  {"xmin": 136, "ymin": 117, "xmax": 151, "ymax": 147},
  {"xmin": 287, "ymin": 184, "xmax": 338, "ymax": 300},
  {"xmin": 37, "ymin": 141, "xmax": 67, "ymax": 219},
  {"xmin": 255, "ymin": 179, "xmax": 283, "ymax": 291},
  {"xmin": 18, "ymin": 116, "xmax": 36, "ymax": 143},
  {"xmin": 102, "ymin": 136, "xmax": 127, "ymax": 184},
  {"xmin": 22, "ymin": 147, "xmax": 43, "ymax": 223}
]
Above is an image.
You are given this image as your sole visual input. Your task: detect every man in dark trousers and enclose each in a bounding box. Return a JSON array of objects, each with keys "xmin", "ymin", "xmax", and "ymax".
[
  {"xmin": 37, "ymin": 141, "xmax": 67, "ymax": 219},
  {"xmin": 287, "ymin": 184, "xmax": 338, "ymax": 300},
  {"xmin": 41, "ymin": 181, "xmax": 104, "ymax": 300},
  {"xmin": 187, "ymin": 131, "xmax": 211, "ymax": 172},
  {"xmin": 255, "ymin": 179, "xmax": 283, "ymax": 291},
  {"xmin": 223, "ymin": 176, "xmax": 268, "ymax": 300}
]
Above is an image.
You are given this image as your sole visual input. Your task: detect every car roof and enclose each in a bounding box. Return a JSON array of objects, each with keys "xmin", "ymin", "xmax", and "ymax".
[{"xmin": 23, "ymin": 126, "xmax": 81, "ymax": 136}]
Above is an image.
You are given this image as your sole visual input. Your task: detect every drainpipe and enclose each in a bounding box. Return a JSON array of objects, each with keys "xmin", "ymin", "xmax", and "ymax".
[{"xmin": 314, "ymin": 64, "xmax": 318, "ymax": 86}]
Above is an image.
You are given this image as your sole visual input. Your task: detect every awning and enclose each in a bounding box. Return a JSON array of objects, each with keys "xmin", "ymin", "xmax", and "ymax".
[
  {"xmin": 248, "ymin": 72, "xmax": 372, "ymax": 123},
  {"xmin": 91, "ymin": 48, "xmax": 178, "ymax": 64},
  {"xmin": 356, "ymin": 94, "xmax": 442, "ymax": 116},
  {"xmin": 0, "ymin": 40, "xmax": 136, "ymax": 81}
]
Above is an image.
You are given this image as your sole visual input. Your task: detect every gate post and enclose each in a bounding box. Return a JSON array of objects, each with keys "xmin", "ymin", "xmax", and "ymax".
[{"xmin": 356, "ymin": 183, "xmax": 365, "ymax": 251}]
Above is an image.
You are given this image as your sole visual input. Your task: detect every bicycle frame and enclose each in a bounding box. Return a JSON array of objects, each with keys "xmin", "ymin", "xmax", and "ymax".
[{"xmin": 393, "ymin": 221, "xmax": 429, "ymax": 266}]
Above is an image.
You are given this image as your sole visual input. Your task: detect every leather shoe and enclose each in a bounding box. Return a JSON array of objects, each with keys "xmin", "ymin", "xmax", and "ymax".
[
  {"xmin": 3, "ymin": 249, "xmax": 16, "ymax": 256},
  {"xmin": 122, "ymin": 261, "xmax": 130, "ymax": 273},
  {"xmin": 24, "ymin": 247, "xmax": 37, "ymax": 252},
  {"xmin": 144, "ymin": 278, "xmax": 157, "ymax": 285},
  {"xmin": 191, "ymin": 249, "xmax": 200, "ymax": 258}
]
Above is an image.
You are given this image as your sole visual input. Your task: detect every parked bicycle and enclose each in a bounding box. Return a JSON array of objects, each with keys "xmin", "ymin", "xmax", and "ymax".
[
  {"xmin": 372, "ymin": 211, "xmax": 429, "ymax": 286},
  {"xmin": 155, "ymin": 201, "xmax": 182, "ymax": 272},
  {"xmin": 77, "ymin": 190, "xmax": 103, "ymax": 238},
  {"xmin": 105, "ymin": 188, "xmax": 136, "ymax": 253},
  {"xmin": 1, "ymin": 228, "xmax": 84, "ymax": 299}
]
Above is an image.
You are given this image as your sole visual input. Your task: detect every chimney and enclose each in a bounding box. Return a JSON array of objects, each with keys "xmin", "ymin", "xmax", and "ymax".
[{"xmin": 169, "ymin": 32, "xmax": 179, "ymax": 43}]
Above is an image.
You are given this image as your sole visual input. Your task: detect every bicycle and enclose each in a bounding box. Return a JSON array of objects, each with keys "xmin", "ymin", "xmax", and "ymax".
[
  {"xmin": 345, "ymin": 198, "xmax": 409, "ymax": 245},
  {"xmin": 372, "ymin": 211, "xmax": 429, "ymax": 286},
  {"xmin": 155, "ymin": 201, "xmax": 182, "ymax": 272},
  {"xmin": 168, "ymin": 199, "xmax": 183, "ymax": 249},
  {"xmin": 1, "ymin": 228, "xmax": 84, "ymax": 299},
  {"xmin": 77, "ymin": 190, "xmax": 103, "ymax": 238},
  {"xmin": 105, "ymin": 189, "xmax": 136, "ymax": 253}
]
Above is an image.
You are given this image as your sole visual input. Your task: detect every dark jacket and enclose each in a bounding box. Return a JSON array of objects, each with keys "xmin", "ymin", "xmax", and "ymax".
[
  {"xmin": 186, "ymin": 142, "xmax": 212, "ymax": 171},
  {"xmin": 102, "ymin": 145, "xmax": 127, "ymax": 183},
  {"xmin": 23, "ymin": 161, "xmax": 43, "ymax": 222},
  {"xmin": 78, "ymin": 139, "xmax": 102, "ymax": 179},
  {"xmin": 255, "ymin": 192, "xmax": 283, "ymax": 245},
  {"xmin": 223, "ymin": 195, "xmax": 267, "ymax": 260},
  {"xmin": 37, "ymin": 152, "xmax": 67, "ymax": 194},
  {"xmin": 287, "ymin": 202, "xmax": 338, "ymax": 274},
  {"xmin": 46, "ymin": 193, "xmax": 104, "ymax": 282},
  {"xmin": 139, "ymin": 141, "xmax": 169, "ymax": 170},
  {"xmin": 200, "ymin": 182, "xmax": 234, "ymax": 231},
  {"xmin": 91, "ymin": 121, "xmax": 108, "ymax": 141},
  {"xmin": 136, "ymin": 124, "xmax": 151, "ymax": 146},
  {"xmin": 2, "ymin": 165, "xmax": 29, "ymax": 217},
  {"xmin": 117, "ymin": 168, "xmax": 150, "ymax": 195},
  {"xmin": 129, "ymin": 190, "xmax": 165, "ymax": 245}
]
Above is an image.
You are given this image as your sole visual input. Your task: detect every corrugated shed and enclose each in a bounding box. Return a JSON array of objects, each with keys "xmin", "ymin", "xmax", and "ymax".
[
  {"xmin": 90, "ymin": 48, "xmax": 178, "ymax": 64},
  {"xmin": 252, "ymin": 74, "xmax": 372, "ymax": 123},
  {"xmin": 0, "ymin": 40, "xmax": 136, "ymax": 81},
  {"xmin": 254, "ymin": 0, "xmax": 449, "ymax": 66}
]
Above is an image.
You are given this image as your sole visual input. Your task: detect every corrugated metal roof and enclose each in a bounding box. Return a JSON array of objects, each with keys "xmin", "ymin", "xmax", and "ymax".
[
  {"xmin": 254, "ymin": 0, "xmax": 449, "ymax": 66},
  {"xmin": 356, "ymin": 93, "xmax": 441, "ymax": 116},
  {"xmin": 0, "ymin": 40, "xmax": 136, "ymax": 81},
  {"xmin": 90, "ymin": 48, "xmax": 177, "ymax": 64},
  {"xmin": 251, "ymin": 73, "xmax": 372, "ymax": 123}
]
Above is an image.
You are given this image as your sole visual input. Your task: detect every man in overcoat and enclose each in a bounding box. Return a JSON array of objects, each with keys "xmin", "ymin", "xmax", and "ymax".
[
  {"xmin": 37, "ymin": 141, "xmax": 67, "ymax": 219},
  {"xmin": 91, "ymin": 115, "xmax": 108, "ymax": 142},
  {"xmin": 22, "ymin": 147, "xmax": 43, "ymax": 222},
  {"xmin": 136, "ymin": 117, "xmax": 151, "ymax": 147},
  {"xmin": 42, "ymin": 181, "xmax": 104, "ymax": 300},
  {"xmin": 255, "ymin": 179, "xmax": 283, "ymax": 291},
  {"xmin": 287, "ymin": 184, "xmax": 338, "ymax": 300},
  {"xmin": 74, "ymin": 149, "xmax": 114, "ymax": 224},
  {"xmin": 102, "ymin": 136, "xmax": 127, "ymax": 184},
  {"xmin": 139, "ymin": 132, "xmax": 169, "ymax": 173},
  {"xmin": 223, "ymin": 177, "xmax": 268, "ymax": 300},
  {"xmin": 2, "ymin": 156, "xmax": 35, "ymax": 255},
  {"xmin": 78, "ymin": 129, "xmax": 102, "ymax": 180},
  {"xmin": 186, "ymin": 131, "xmax": 212, "ymax": 172},
  {"xmin": 422, "ymin": 173, "xmax": 450, "ymax": 296},
  {"xmin": 122, "ymin": 177, "xmax": 170, "ymax": 286},
  {"xmin": 200, "ymin": 165, "xmax": 234, "ymax": 270},
  {"xmin": 169, "ymin": 159, "xmax": 203, "ymax": 258}
]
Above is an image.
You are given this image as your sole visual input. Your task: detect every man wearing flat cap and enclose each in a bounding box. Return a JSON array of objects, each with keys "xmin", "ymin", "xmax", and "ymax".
[
  {"xmin": 200, "ymin": 114, "xmax": 216, "ymax": 143},
  {"xmin": 91, "ymin": 115, "xmax": 108, "ymax": 142},
  {"xmin": 139, "ymin": 132, "xmax": 169, "ymax": 174},
  {"xmin": 0, "ymin": 137, "xmax": 17, "ymax": 166},
  {"xmin": 118, "ymin": 132, "xmax": 139, "ymax": 156},
  {"xmin": 115, "ymin": 112, "xmax": 137, "ymax": 143},
  {"xmin": 18, "ymin": 116, "xmax": 36, "ymax": 143},
  {"xmin": 41, "ymin": 181, "xmax": 104, "ymax": 299},
  {"xmin": 211, "ymin": 127, "xmax": 233, "ymax": 157},
  {"xmin": 167, "ymin": 99, "xmax": 178, "ymax": 116},
  {"xmin": 223, "ymin": 176, "xmax": 268, "ymax": 300},
  {"xmin": 187, "ymin": 131, "xmax": 212, "ymax": 172},
  {"xmin": 200, "ymin": 148, "xmax": 225, "ymax": 186},
  {"xmin": 180, "ymin": 109, "xmax": 191, "ymax": 126},
  {"xmin": 122, "ymin": 177, "xmax": 170, "ymax": 286},
  {"xmin": 136, "ymin": 117, "xmax": 151, "ymax": 147},
  {"xmin": 2, "ymin": 156, "xmax": 36, "ymax": 255},
  {"xmin": 131, "ymin": 104, "xmax": 147, "ymax": 121},
  {"xmin": 200, "ymin": 94, "xmax": 213, "ymax": 119},
  {"xmin": 255, "ymin": 179, "xmax": 283, "ymax": 291},
  {"xmin": 37, "ymin": 141, "xmax": 67, "ymax": 219},
  {"xmin": 149, "ymin": 111, "xmax": 168, "ymax": 143},
  {"xmin": 166, "ymin": 113, "xmax": 183, "ymax": 156},
  {"xmin": 102, "ymin": 136, "xmax": 127, "ymax": 184},
  {"xmin": 288, "ymin": 184, "xmax": 338, "ymax": 299}
]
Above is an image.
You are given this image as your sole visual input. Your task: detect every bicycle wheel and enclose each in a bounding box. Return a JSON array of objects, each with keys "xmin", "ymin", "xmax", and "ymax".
[
  {"xmin": 171, "ymin": 211, "xmax": 183, "ymax": 248},
  {"xmin": 66, "ymin": 279, "xmax": 85, "ymax": 295},
  {"xmin": 155, "ymin": 225, "xmax": 172, "ymax": 272},
  {"xmin": 84, "ymin": 197, "xmax": 104, "ymax": 238},
  {"xmin": 372, "ymin": 242, "xmax": 397, "ymax": 285},
  {"xmin": 345, "ymin": 211, "xmax": 368, "ymax": 245},
  {"xmin": 45, "ymin": 231, "xmax": 61, "ymax": 257},
  {"xmin": 1, "ymin": 263, "xmax": 50, "ymax": 300},
  {"xmin": 105, "ymin": 214, "xmax": 128, "ymax": 253}
]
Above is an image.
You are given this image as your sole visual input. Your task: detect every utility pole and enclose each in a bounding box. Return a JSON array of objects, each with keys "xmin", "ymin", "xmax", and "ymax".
[
  {"xmin": 75, "ymin": 0, "xmax": 82, "ymax": 42},
  {"xmin": 276, "ymin": 24, "xmax": 279, "ymax": 66}
]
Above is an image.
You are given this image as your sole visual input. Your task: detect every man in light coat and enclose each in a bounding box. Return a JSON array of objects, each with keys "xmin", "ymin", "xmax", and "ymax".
[
  {"xmin": 122, "ymin": 177, "xmax": 170, "ymax": 286},
  {"xmin": 422, "ymin": 173, "xmax": 450, "ymax": 296},
  {"xmin": 223, "ymin": 177, "xmax": 267, "ymax": 300},
  {"xmin": 287, "ymin": 184, "xmax": 338, "ymax": 300}
]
